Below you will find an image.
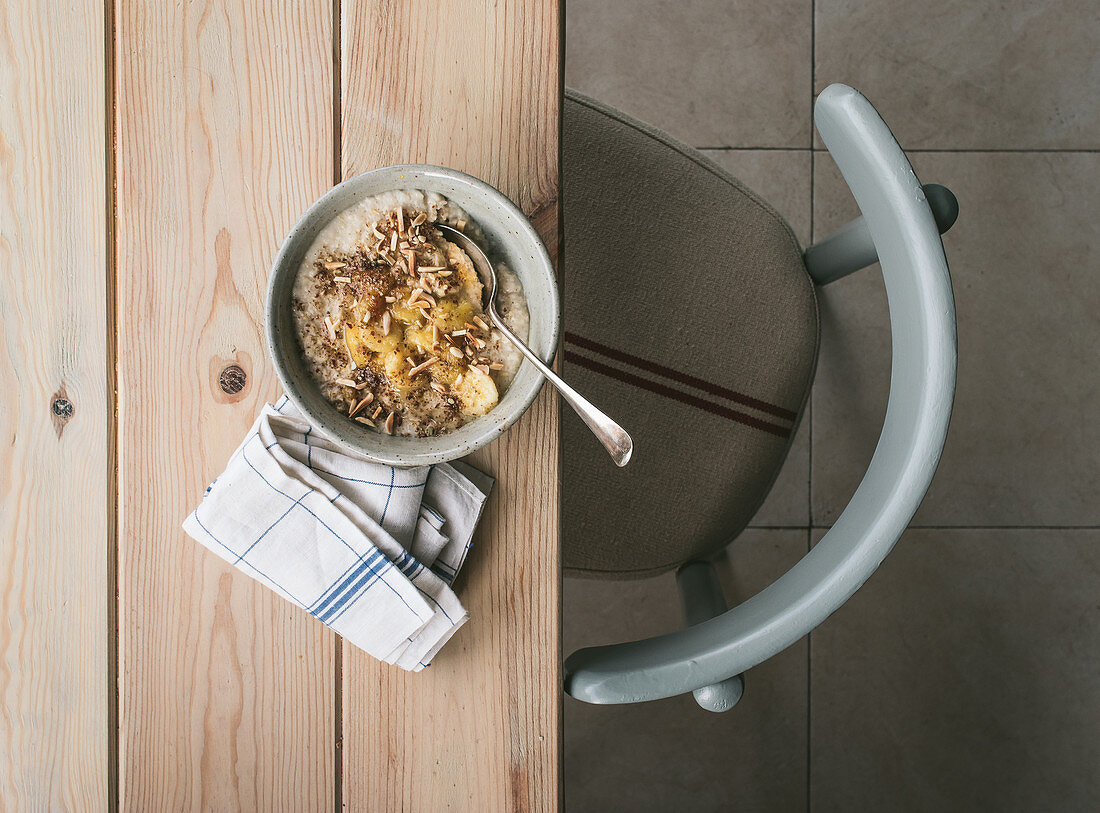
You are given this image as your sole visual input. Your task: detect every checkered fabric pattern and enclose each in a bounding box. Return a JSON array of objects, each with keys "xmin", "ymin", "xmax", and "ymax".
[{"xmin": 182, "ymin": 397, "xmax": 493, "ymax": 671}]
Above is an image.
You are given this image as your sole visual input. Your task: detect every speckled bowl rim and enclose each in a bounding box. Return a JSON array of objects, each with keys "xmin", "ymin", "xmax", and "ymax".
[{"xmin": 265, "ymin": 165, "xmax": 559, "ymax": 467}]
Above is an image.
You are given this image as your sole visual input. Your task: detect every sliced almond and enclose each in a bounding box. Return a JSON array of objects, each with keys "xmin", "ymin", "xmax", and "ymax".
[
  {"xmin": 371, "ymin": 405, "xmax": 383, "ymax": 420},
  {"xmin": 473, "ymin": 316, "xmax": 491, "ymax": 331},
  {"xmin": 475, "ymin": 363, "xmax": 490, "ymax": 375},
  {"xmin": 396, "ymin": 207, "xmax": 404, "ymax": 234},
  {"xmin": 408, "ymin": 357, "xmax": 439, "ymax": 377},
  {"xmin": 450, "ymin": 329, "xmax": 467, "ymax": 337},
  {"xmin": 411, "ymin": 300, "xmax": 431, "ymax": 310},
  {"xmin": 489, "ymin": 361, "xmax": 504, "ymax": 370},
  {"xmin": 381, "ymin": 311, "xmax": 392, "ymax": 335},
  {"xmin": 371, "ymin": 226, "xmax": 385, "ymax": 241},
  {"xmin": 348, "ymin": 394, "xmax": 373, "ymax": 417},
  {"xmin": 419, "ymin": 265, "xmax": 447, "ymax": 272},
  {"xmin": 431, "ymin": 325, "xmax": 441, "ymax": 346},
  {"xmin": 324, "ymin": 315, "xmax": 337, "ymax": 342},
  {"xmin": 383, "ymin": 412, "xmax": 396, "ymax": 434},
  {"xmin": 448, "ymin": 346, "xmax": 464, "ymax": 359},
  {"xmin": 354, "ymin": 416, "xmax": 375, "ymax": 427},
  {"xmin": 456, "ymin": 219, "xmax": 467, "ymax": 231},
  {"xmin": 407, "ymin": 288, "xmax": 423, "ymax": 306},
  {"xmin": 390, "ymin": 230, "xmax": 398, "ymax": 252},
  {"xmin": 335, "ymin": 378, "xmax": 358, "ymax": 387},
  {"xmin": 333, "ymin": 275, "xmax": 352, "ymax": 284},
  {"xmin": 404, "ymin": 249, "xmax": 416, "ymax": 276},
  {"xmin": 323, "ymin": 260, "xmax": 346, "ymax": 270}
]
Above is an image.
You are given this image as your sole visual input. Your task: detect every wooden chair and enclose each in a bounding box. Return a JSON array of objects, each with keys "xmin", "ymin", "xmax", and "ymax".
[{"xmin": 562, "ymin": 84, "xmax": 959, "ymax": 710}]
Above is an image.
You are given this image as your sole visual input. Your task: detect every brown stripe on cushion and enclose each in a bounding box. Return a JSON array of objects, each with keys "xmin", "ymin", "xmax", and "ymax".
[
  {"xmin": 565, "ymin": 349, "xmax": 791, "ymax": 438},
  {"xmin": 564, "ymin": 332, "xmax": 798, "ymax": 421}
]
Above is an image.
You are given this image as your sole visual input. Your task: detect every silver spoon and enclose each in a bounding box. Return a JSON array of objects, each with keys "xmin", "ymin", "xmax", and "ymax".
[{"xmin": 437, "ymin": 224, "xmax": 633, "ymax": 467}]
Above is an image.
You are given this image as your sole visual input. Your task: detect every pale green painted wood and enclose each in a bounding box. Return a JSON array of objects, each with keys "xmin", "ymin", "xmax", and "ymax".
[{"xmin": 566, "ymin": 84, "xmax": 957, "ymax": 704}]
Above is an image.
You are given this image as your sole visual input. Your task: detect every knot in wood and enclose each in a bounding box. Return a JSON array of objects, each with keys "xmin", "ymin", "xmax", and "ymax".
[
  {"xmin": 52, "ymin": 398, "xmax": 74, "ymax": 419},
  {"xmin": 219, "ymin": 365, "xmax": 247, "ymax": 395}
]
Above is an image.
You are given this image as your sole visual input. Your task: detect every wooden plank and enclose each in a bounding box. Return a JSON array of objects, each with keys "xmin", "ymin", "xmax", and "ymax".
[
  {"xmin": 0, "ymin": 3, "xmax": 109, "ymax": 808},
  {"xmin": 115, "ymin": 2, "xmax": 336, "ymax": 808},
  {"xmin": 340, "ymin": 2, "xmax": 562, "ymax": 809}
]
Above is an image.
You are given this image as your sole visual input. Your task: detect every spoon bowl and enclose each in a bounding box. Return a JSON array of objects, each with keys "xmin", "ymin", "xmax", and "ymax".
[{"xmin": 437, "ymin": 224, "xmax": 633, "ymax": 467}]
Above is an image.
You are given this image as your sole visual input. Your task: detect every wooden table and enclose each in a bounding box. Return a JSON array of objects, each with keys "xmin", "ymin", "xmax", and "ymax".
[{"xmin": 1, "ymin": 2, "xmax": 561, "ymax": 808}]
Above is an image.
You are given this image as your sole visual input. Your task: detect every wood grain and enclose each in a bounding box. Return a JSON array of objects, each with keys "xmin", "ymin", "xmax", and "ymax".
[
  {"xmin": 340, "ymin": 1, "xmax": 562, "ymax": 809},
  {"xmin": 114, "ymin": 2, "xmax": 336, "ymax": 808},
  {"xmin": 0, "ymin": 2, "xmax": 109, "ymax": 808}
]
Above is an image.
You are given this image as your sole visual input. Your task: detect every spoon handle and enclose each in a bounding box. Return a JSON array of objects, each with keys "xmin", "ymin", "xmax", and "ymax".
[{"xmin": 494, "ymin": 319, "xmax": 633, "ymax": 467}]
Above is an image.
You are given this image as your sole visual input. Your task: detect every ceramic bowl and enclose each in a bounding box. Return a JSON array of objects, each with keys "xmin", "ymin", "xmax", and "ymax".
[{"xmin": 266, "ymin": 164, "xmax": 559, "ymax": 467}]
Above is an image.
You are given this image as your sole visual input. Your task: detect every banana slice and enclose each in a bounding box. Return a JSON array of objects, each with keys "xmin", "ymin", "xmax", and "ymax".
[
  {"xmin": 391, "ymin": 301, "xmax": 423, "ymax": 326},
  {"xmin": 441, "ymin": 240, "xmax": 483, "ymax": 306},
  {"xmin": 383, "ymin": 342, "xmax": 416, "ymax": 394},
  {"xmin": 404, "ymin": 323, "xmax": 435, "ymax": 355},
  {"xmin": 345, "ymin": 323, "xmax": 398, "ymax": 363},
  {"xmin": 431, "ymin": 298, "xmax": 477, "ymax": 333},
  {"xmin": 451, "ymin": 366, "xmax": 498, "ymax": 416}
]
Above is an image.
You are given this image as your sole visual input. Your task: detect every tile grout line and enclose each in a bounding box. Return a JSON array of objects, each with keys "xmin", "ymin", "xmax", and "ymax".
[
  {"xmin": 747, "ymin": 525, "xmax": 1100, "ymax": 531},
  {"xmin": 104, "ymin": 0, "xmax": 120, "ymax": 808},
  {"xmin": 332, "ymin": 1, "xmax": 343, "ymax": 809},
  {"xmin": 807, "ymin": 0, "xmax": 815, "ymax": 808},
  {"xmin": 696, "ymin": 146, "xmax": 815, "ymax": 152},
  {"xmin": 869, "ymin": 147, "xmax": 1100, "ymax": 154},
  {"xmin": 697, "ymin": 146, "xmax": 1100, "ymax": 154}
]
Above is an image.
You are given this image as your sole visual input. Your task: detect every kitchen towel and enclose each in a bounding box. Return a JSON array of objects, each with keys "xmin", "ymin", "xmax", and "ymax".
[{"xmin": 182, "ymin": 396, "xmax": 492, "ymax": 671}]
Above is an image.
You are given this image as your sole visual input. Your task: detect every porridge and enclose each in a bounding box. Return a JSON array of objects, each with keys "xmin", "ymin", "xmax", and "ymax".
[{"xmin": 292, "ymin": 190, "xmax": 529, "ymax": 437}]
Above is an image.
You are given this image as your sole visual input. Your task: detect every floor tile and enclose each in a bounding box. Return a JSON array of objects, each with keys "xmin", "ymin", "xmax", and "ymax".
[
  {"xmin": 811, "ymin": 151, "xmax": 1100, "ymax": 526},
  {"xmin": 702, "ymin": 149, "xmax": 812, "ymax": 245},
  {"xmin": 749, "ymin": 417, "xmax": 810, "ymax": 528},
  {"xmin": 814, "ymin": 0, "xmax": 1100, "ymax": 149},
  {"xmin": 565, "ymin": 530, "xmax": 808, "ymax": 811},
  {"xmin": 702, "ymin": 149, "xmax": 813, "ymax": 527},
  {"xmin": 566, "ymin": 0, "xmax": 812, "ymax": 148},
  {"xmin": 810, "ymin": 528, "xmax": 1100, "ymax": 811}
]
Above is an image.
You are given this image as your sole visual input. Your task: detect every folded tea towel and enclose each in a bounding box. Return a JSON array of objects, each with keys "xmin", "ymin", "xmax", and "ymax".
[{"xmin": 182, "ymin": 396, "xmax": 492, "ymax": 671}]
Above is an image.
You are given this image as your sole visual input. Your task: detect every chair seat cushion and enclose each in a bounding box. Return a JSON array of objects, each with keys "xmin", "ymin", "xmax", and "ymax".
[{"xmin": 562, "ymin": 90, "xmax": 818, "ymax": 578}]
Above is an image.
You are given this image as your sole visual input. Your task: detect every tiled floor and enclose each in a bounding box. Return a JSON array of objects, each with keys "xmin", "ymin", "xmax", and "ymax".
[{"xmin": 564, "ymin": 0, "xmax": 1099, "ymax": 810}]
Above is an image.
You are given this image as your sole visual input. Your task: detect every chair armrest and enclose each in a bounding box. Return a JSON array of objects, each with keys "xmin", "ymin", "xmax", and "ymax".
[
  {"xmin": 676, "ymin": 561, "xmax": 745, "ymax": 712},
  {"xmin": 564, "ymin": 84, "xmax": 957, "ymax": 704},
  {"xmin": 804, "ymin": 182, "xmax": 959, "ymax": 285}
]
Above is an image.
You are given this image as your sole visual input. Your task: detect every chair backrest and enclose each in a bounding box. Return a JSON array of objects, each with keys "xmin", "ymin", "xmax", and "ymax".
[{"xmin": 565, "ymin": 84, "xmax": 958, "ymax": 705}]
